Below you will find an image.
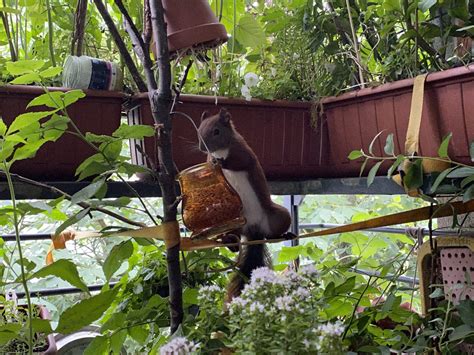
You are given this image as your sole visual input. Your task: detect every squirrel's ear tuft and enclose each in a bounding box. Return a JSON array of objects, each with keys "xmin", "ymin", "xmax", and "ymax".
[
  {"xmin": 219, "ymin": 108, "xmax": 231, "ymax": 124},
  {"xmin": 200, "ymin": 111, "xmax": 210, "ymax": 122}
]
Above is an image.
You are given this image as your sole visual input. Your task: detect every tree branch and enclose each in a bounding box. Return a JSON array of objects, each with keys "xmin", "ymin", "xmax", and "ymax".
[
  {"xmin": 93, "ymin": 0, "xmax": 148, "ymax": 92},
  {"xmin": 148, "ymin": 0, "xmax": 183, "ymax": 333},
  {"xmin": 115, "ymin": 0, "xmax": 157, "ymax": 91},
  {"xmin": 71, "ymin": 0, "xmax": 88, "ymax": 56},
  {"xmin": 0, "ymin": 171, "xmax": 146, "ymax": 228}
]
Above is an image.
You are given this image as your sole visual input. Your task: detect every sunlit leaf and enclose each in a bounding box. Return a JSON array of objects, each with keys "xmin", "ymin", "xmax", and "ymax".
[{"xmin": 32, "ymin": 259, "xmax": 88, "ymax": 292}]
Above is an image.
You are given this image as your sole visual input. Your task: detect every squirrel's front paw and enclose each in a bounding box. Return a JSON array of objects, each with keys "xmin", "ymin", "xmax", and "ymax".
[{"xmin": 218, "ymin": 233, "xmax": 240, "ymax": 253}]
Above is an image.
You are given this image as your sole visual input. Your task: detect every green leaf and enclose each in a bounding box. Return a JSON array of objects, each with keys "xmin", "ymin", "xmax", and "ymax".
[
  {"xmin": 367, "ymin": 161, "xmax": 383, "ymax": 187},
  {"xmin": 384, "ymin": 133, "xmax": 394, "ymax": 156},
  {"xmin": 470, "ymin": 141, "xmax": 474, "ymax": 162},
  {"xmin": 128, "ymin": 325, "xmax": 149, "ymax": 344},
  {"xmin": 10, "ymin": 73, "xmax": 42, "ymax": 85},
  {"xmin": 447, "ymin": 167, "xmax": 474, "ymax": 178},
  {"xmin": 103, "ymin": 240, "xmax": 133, "ymax": 281},
  {"xmin": 418, "ymin": 0, "xmax": 436, "ymax": 12},
  {"xmin": 7, "ymin": 111, "xmax": 55, "ymax": 134},
  {"xmin": 0, "ymin": 119, "xmax": 6, "ymax": 136},
  {"xmin": 63, "ymin": 90, "xmax": 86, "ymax": 107},
  {"xmin": 100, "ymin": 140, "xmax": 122, "ymax": 160},
  {"xmin": 55, "ymin": 207, "xmax": 91, "ymax": 236},
  {"xmin": 27, "ymin": 92, "xmax": 64, "ymax": 109},
  {"xmin": 183, "ymin": 288, "xmax": 199, "ymax": 305},
  {"xmin": 463, "ymin": 185, "xmax": 474, "ymax": 202},
  {"xmin": 32, "ymin": 259, "xmax": 88, "ymax": 292},
  {"xmin": 70, "ymin": 179, "xmax": 106, "ymax": 205},
  {"xmin": 30, "ymin": 318, "xmax": 53, "ymax": 334},
  {"xmin": 235, "ymin": 15, "xmax": 266, "ymax": 48},
  {"xmin": 403, "ymin": 159, "xmax": 423, "ymax": 189},
  {"xmin": 429, "ymin": 288, "xmax": 444, "ymax": 298},
  {"xmin": 110, "ymin": 329, "xmax": 127, "ymax": 354},
  {"xmin": 449, "ymin": 324, "xmax": 474, "ymax": 342},
  {"xmin": 101, "ymin": 313, "xmax": 126, "ymax": 332},
  {"xmin": 56, "ymin": 288, "xmax": 118, "ymax": 334},
  {"xmin": 112, "ymin": 124, "xmax": 155, "ymax": 139},
  {"xmin": 39, "ymin": 66, "xmax": 62, "ymax": 78},
  {"xmin": 348, "ymin": 150, "xmax": 363, "ymax": 160},
  {"xmin": 12, "ymin": 139, "xmax": 48, "ymax": 162},
  {"xmin": 85, "ymin": 132, "xmax": 116, "ymax": 144},
  {"xmin": 461, "ymin": 175, "xmax": 474, "ymax": 189},
  {"xmin": 387, "ymin": 155, "xmax": 404, "ymax": 178},
  {"xmin": 6, "ymin": 60, "xmax": 45, "ymax": 75},
  {"xmin": 438, "ymin": 133, "xmax": 452, "ymax": 158},
  {"xmin": 430, "ymin": 167, "xmax": 456, "ymax": 193},
  {"xmin": 83, "ymin": 335, "xmax": 109, "ymax": 355},
  {"xmin": 277, "ymin": 245, "xmax": 303, "ymax": 262},
  {"xmin": 335, "ymin": 276, "xmax": 356, "ymax": 294}
]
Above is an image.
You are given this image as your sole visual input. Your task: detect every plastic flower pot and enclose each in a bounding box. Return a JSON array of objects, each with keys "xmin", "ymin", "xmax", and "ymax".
[
  {"xmin": 126, "ymin": 95, "xmax": 319, "ymax": 180},
  {"xmin": 153, "ymin": 0, "xmax": 228, "ymax": 55},
  {"xmin": 320, "ymin": 64, "xmax": 474, "ymax": 178},
  {"xmin": 0, "ymin": 85, "xmax": 124, "ymax": 181}
]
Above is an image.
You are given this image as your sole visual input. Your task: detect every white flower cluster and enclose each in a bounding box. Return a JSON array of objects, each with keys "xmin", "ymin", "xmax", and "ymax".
[
  {"xmin": 317, "ymin": 321, "xmax": 345, "ymax": 336},
  {"xmin": 241, "ymin": 72, "xmax": 260, "ymax": 101},
  {"xmin": 197, "ymin": 284, "xmax": 222, "ymax": 301},
  {"xmin": 160, "ymin": 337, "xmax": 199, "ymax": 355},
  {"xmin": 300, "ymin": 264, "xmax": 319, "ymax": 277}
]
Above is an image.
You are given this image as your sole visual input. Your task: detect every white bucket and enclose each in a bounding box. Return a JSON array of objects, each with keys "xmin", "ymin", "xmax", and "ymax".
[{"xmin": 62, "ymin": 55, "xmax": 123, "ymax": 91}]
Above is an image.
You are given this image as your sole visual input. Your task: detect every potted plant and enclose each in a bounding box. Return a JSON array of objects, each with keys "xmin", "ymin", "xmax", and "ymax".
[
  {"xmin": 125, "ymin": 0, "xmax": 473, "ymax": 180},
  {"xmin": 0, "ymin": 294, "xmax": 56, "ymax": 354}
]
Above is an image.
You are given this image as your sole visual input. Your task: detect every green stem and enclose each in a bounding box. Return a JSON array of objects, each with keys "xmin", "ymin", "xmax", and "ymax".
[
  {"xmin": 45, "ymin": 0, "xmax": 56, "ymax": 66},
  {"xmin": 3, "ymin": 161, "xmax": 33, "ymax": 355},
  {"xmin": 342, "ymin": 276, "xmax": 372, "ymax": 340}
]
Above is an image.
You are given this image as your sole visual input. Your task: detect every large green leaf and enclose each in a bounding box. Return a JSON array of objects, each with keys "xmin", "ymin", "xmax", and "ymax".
[
  {"xmin": 103, "ymin": 240, "xmax": 134, "ymax": 281},
  {"xmin": 55, "ymin": 207, "xmax": 91, "ymax": 235},
  {"xmin": 11, "ymin": 139, "xmax": 48, "ymax": 162},
  {"xmin": 235, "ymin": 15, "xmax": 266, "ymax": 48},
  {"xmin": 437, "ymin": 133, "xmax": 452, "ymax": 158},
  {"xmin": 27, "ymin": 92, "xmax": 64, "ymax": 109},
  {"xmin": 418, "ymin": 0, "xmax": 437, "ymax": 12},
  {"xmin": 56, "ymin": 288, "xmax": 118, "ymax": 334},
  {"xmin": 367, "ymin": 161, "xmax": 383, "ymax": 187},
  {"xmin": 70, "ymin": 179, "xmax": 106, "ymax": 205},
  {"xmin": 6, "ymin": 60, "xmax": 45, "ymax": 75},
  {"xmin": 7, "ymin": 111, "xmax": 56, "ymax": 134},
  {"xmin": 32, "ymin": 259, "xmax": 88, "ymax": 292},
  {"xmin": 112, "ymin": 124, "xmax": 155, "ymax": 139},
  {"xmin": 83, "ymin": 335, "xmax": 109, "ymax": 355}
]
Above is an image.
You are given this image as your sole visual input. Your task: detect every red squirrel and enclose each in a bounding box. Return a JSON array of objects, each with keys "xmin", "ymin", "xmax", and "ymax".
[{"xmin": 198, "ymin": 108, "xmax": 291, "ymax": 300}]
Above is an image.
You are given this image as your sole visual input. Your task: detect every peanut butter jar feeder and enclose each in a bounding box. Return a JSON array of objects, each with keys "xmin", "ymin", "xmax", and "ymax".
[{"xmin": 178, "ymin": 162, "xmax": 245, "ymax": 240}]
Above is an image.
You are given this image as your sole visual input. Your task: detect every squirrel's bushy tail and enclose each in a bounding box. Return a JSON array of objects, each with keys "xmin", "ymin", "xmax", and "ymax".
[{"xmin": 226, "ymin": 236, "xmax": 272, "ymax": 302}]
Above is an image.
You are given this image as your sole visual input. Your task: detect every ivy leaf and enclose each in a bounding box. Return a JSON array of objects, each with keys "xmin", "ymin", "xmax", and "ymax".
[
  {"xmin": 348, "ymin": 150, "xmax": 363, "ymax": 160},
  {"xmin": 438, "ymin": 133, "xmax": 452, "ymax": 158},
  {"xmin": 32, "ymin": 259, "xmax": 88, "ymax": 292},
  {"xmin": 70, "ymin": 179, "xmax": 106, "ymax": 205},
  {"xmin": 367, "ymin": 161, "xmax": 383, "ymax": 187},
  {"xmin": 112, "ymin": 124, "xmax": 155, "ymax": 139},
  {"xmin": 56, "ymin": 288, "xmax": 118, "ymax": 334},
  {"xmin": 384, "ymin": 133, "xmax": 394, "ymax": 156},
  {"xmin": 103, "ymin": 240, "xmax": 134, "ymax": 281}
]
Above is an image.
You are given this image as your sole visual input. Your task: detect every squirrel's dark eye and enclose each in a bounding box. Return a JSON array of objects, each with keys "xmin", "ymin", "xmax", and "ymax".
[{"xmin": 213, "ymin": 128, "xmax": 220, "ymax": 136}]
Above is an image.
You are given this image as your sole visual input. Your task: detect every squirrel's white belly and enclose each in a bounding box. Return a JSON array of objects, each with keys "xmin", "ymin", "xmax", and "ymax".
[{"xmin": 222, "ymin": 169, "xmax": 271, "ymax": 234}]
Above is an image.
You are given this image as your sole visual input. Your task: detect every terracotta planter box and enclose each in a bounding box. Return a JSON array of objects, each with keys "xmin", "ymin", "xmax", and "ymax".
[
  {"xmin": 128, "ymin": 65, "xmax": 474, "ymax": 181},
  {"xmin": 127, "ymin": 95, "xmax": 325, "ymax": 180},
  {"xmin": 321, "ymin": 64, "xmax": 474, "ymax": 177},
  {"xmin": 0, "ymin": 85, "xmax": 124, "ymax": 181}
]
